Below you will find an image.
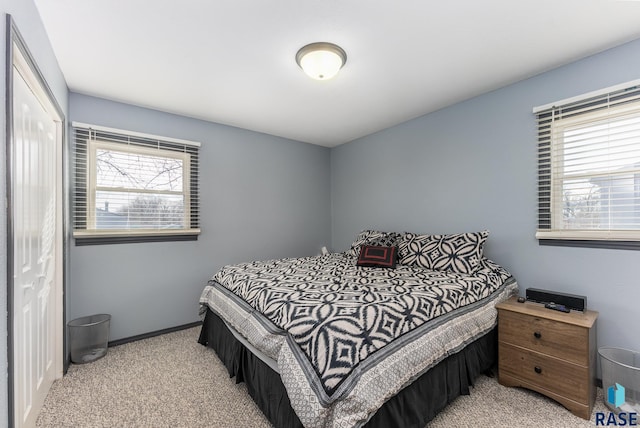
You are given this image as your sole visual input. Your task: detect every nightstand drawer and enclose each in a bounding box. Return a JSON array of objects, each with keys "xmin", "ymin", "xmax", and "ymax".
[
  {"xmin": 499, "ymin": 342, "xmax": 589, "ymax": 404},
  {"xmin": 499, "ymin": 309, "xmax": 588, "ymax": 366}
]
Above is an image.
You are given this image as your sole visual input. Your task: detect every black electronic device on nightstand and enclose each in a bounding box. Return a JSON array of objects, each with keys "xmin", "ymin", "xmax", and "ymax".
[{"xmin": 525, "ymin": 288, "xmax": 587, "ymax": 312}]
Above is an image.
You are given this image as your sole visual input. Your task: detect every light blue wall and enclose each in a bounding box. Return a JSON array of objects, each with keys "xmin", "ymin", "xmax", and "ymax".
[
  {"xmin": 331, "ymin": 38, "xmax": 640, "ymax": 352},
  {"xmin": 69, "ymin": 93, "xmax": 332, "ymax": 340},
  {"xmin": 1, "ymin": 2, "xmax": 69, "ymax": 425}
]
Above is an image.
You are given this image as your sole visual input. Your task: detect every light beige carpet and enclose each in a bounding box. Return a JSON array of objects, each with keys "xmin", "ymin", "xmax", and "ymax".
[{"xmin": 36, "ymin": 327, "xmax": 608, "ymax": 427}]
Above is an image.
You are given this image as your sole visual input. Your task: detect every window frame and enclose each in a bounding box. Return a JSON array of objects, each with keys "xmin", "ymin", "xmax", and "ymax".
[
  {"xmin": 534, "ymin": 80, "xmax": 640, "ymax": 249},
  {"xmin": 72, "ymin": 123, "xmax": 200, "ymax": 245}
]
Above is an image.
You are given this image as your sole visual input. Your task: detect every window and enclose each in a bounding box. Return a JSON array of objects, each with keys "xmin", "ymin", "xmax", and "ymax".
[
  {"xmin": 72, "ymin": 123, "xmax": 200, "ymax": 244},
  {"xmin": 535, "ymin": 81, "xmax": 640, "ymax": 248}
]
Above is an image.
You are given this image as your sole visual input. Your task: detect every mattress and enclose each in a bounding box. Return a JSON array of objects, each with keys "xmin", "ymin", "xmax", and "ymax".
[
  {"xmin": 199, "ymin": 252, "xmax": 517, "ymax": 427},
  {"xmin": 199, "ymin": 308, "xmax": 499, "ymax": 428}
]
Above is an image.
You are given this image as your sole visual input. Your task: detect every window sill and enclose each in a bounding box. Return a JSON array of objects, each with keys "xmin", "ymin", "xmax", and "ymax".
[
  {"xmin": 537, "ymin": 239, "xmax": 640, "ymax": 251},
  {"xmin": 73, "ymin": 229, "xmax": 200, "ymax": 246}
]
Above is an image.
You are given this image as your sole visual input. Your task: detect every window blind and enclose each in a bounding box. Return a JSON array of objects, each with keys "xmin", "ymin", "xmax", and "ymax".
[
  {"xmin": 72, "ymin": 122, "xmax": 200, "ymax": 243},
  {"xmin": 535, "ymin": 81, "xmax": 640, "ymax": 244}
]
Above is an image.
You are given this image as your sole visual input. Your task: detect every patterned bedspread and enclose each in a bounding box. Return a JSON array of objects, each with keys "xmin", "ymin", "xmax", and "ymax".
[{"xmin": 199, "ymin": 252, "xmax": 517, "ymax": 428}]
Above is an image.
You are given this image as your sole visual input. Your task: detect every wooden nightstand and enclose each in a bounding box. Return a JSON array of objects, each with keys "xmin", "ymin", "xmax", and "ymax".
[{"xmin": 496, "ymin": 296, "xmax": 598, "ymax": 420}]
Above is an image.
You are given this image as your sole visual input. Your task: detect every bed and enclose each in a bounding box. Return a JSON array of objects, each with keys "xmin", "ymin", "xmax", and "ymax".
[{"xmin": 198, "ymin": 230, "xmax": 518, "ymax": 428}]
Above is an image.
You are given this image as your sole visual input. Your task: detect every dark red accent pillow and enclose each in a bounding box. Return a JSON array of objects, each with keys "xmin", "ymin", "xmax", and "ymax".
[{"xmin": 357, "ymin": 245, "xmax": 397, "ymax": 268}]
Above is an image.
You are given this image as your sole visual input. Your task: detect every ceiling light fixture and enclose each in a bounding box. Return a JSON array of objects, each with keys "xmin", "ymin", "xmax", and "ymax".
[{"xmin": 296, "ymin": 42, "xmax": 347, "ymax": 81}]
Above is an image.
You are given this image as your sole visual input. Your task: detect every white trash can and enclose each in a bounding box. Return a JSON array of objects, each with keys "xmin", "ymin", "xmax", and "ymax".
[{"xmin": 599, "ymin": 347, "xmax": 640, "ymax": 414}]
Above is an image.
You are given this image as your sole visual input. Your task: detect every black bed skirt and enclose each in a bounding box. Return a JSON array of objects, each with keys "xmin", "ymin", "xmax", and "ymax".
[{"xmin": 198, "ymin": 308, "xmax": 497, "ymax": 428}]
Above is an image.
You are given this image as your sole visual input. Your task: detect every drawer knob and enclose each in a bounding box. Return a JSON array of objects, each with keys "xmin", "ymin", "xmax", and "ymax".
[
  {"xmin": 533, "ymin": 331, "xmax": 542, "ymax": 339},
  {"xmin": 534, "ymin": 366, "xmax": 542, "ymax": 374}
]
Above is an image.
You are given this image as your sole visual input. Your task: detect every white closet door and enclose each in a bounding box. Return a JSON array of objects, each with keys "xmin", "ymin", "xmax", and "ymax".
[{"xmin": 12, "ymin": 48, "xmax": 62, "ymax": 428}]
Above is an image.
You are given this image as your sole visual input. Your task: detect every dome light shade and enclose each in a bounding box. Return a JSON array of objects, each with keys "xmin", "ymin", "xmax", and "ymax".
[{"xmin": 296, "ymin": 42, "xmax": 347, "ymax": 80}]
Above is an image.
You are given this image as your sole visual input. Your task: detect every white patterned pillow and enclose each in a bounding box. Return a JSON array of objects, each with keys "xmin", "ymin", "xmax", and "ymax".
[
  {"xmin": 398, "ymin": 230, "xmax": 489, "ymax": 274},
  {"xmin": 347, "ymin": 230, "xmax": 401, "ymax": 257}
]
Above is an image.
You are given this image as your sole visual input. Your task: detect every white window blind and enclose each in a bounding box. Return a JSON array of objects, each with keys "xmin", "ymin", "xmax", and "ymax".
[
  {"xmin": 72, "ymin": 123, "xmax": 200, "ymax": 243},
  {"xmin": 535, "ymin": 81, "xmax": 640, "ymax": 244}
]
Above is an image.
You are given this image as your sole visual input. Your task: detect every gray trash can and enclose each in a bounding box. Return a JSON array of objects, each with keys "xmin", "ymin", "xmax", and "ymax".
[
  {"xmin": 68, "ymin": 314, "xmax": 111, "ymax": 364},
  {"xmin": 599, "ymin": 347, "xmax": 640, "ymax": 413}
]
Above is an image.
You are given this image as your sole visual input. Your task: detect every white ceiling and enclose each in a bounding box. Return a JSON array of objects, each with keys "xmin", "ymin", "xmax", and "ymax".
[{"xmin": 34, "ymin": 0, "xmax": 640, "ymax": 147}]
